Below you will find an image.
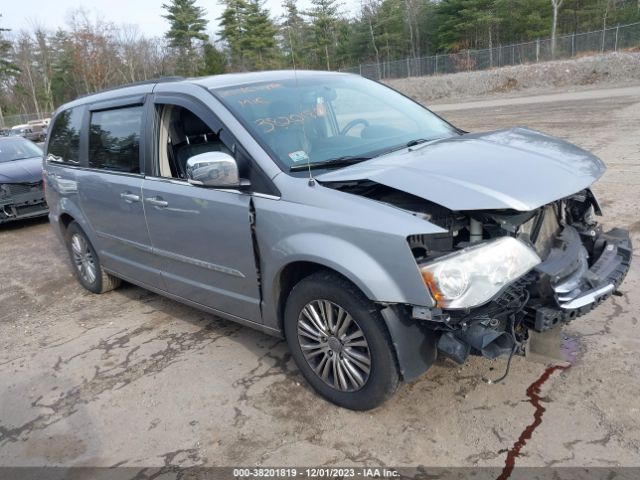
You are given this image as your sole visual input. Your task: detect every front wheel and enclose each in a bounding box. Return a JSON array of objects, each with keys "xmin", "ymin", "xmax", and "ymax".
[
  {"xmin": 65, "ymin": 221, "xmax": 121, "ymax": 294},
  {"xmin": 284, "ymin": 271, "xmax": 399, "ymax": 410}
]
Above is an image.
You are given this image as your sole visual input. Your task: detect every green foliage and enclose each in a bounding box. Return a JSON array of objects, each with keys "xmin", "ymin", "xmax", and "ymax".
[
  {"xmin": 304, "ymin": 0, "xmax": 342, "ymax": 70},
  {"xmin": 0, "ymin": 15, "xmax": 18, "ymax": 80},
  {"xmin": 1, "ymin": 0, "xmax": 639, "ymax": 118},
  {"xmin": 200, "ymin": 42, "xmax": 227, "ymax": 75},
  {"xmin": 162, "ymin": 0, "xmax": 209, "ymax": 75},
  {"xmin": 280, "ymin": 0, "xmax": 311, "ymax": 68},
  {"xmin": 218, "ymin": 0, "xmax": 280, "ymax": 70}
]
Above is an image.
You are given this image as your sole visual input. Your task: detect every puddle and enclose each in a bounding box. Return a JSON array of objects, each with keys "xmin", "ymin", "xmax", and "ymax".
[{"xmin": 560, "ymin": 334, "xmax": 580, "ymax": 364}]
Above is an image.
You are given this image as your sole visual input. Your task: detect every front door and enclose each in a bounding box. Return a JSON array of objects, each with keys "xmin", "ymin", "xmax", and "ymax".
[{"xmin": 141, "ymin": 97, "xmax": 261, "ymax": 322}]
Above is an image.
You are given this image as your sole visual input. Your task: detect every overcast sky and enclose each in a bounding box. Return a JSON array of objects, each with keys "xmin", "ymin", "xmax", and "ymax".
[{"xmin": 1, "ymin": 0, "xmax": 360, "ymax": 40}]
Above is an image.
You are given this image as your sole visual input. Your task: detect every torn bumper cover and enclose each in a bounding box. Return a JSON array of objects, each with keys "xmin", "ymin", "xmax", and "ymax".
[
  {"xmin": 526, "ymin": 226, "xmax": 632, "ymax": 332},
  {"xmin": 428, "ymin": 226, "xmax": 632, "ymax": 366},
  {"xmin": 0, "ymin": 182, "xmax": 48, "ymax": 223}
]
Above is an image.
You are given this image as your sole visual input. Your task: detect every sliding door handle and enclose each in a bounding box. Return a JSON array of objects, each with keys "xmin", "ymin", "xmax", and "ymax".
[{"xmin": 145, "ymin": 197, "xmax": 169, "ymax": 208}]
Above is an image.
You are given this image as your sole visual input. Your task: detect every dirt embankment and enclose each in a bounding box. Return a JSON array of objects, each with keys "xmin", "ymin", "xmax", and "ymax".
[{"xmin": 387, "ymin": 51, "xmax": 640, "ymax": 103}]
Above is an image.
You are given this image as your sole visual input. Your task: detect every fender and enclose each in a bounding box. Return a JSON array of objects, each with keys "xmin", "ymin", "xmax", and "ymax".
[
  {"xmin": 260, "ymin": 232, "xmax": 435, "ymax": 330},
  {"xmin": 55, "ymin": 196, "xmax": 99, "ymax": 246},
  {"xmin": 271, "ymin": 233, "xmax": 412, "ymax": 302}
]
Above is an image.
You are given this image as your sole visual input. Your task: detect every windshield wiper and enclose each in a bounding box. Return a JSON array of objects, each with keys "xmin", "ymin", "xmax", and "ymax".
[
  {"xmin": 289, "ymin": 155, "xmax": 371, "ymax": 172},
  {"xmin": 376, "ymin": 138, "xmax": 435, "ymax": 157},
  {"xmin": 406, "ymin": 138, "xmax": 431, "ymax": 147}
]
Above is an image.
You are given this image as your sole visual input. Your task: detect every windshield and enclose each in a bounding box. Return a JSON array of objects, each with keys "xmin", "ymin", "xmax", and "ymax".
[
  {"xmin": 0, "ymin": 138, "xmax": 43, "ymax": 163},
  {"xmin": 212, "ymin": 74, "xmax": 458, "ymax": 171}
]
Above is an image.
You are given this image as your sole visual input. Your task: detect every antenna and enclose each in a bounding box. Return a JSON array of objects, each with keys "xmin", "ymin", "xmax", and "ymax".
[{"xmin": 287, "ymin": 17, "xmax": 315, "ymax": 186}]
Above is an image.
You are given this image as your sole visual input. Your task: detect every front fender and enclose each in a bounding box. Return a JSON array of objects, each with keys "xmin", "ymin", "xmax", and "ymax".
[{"xmin": 271, "ymin": 233, "xmax": 412, "ymax": 304}]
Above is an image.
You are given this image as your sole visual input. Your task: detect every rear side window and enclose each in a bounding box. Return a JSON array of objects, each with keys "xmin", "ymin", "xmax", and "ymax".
[
  {"xmin": 89, "ymin": 106, "xmax": 143, "ymax": 173},
  {"xmin": 47, "ymin": 107, "xmax": 83, "ymax": 164}
]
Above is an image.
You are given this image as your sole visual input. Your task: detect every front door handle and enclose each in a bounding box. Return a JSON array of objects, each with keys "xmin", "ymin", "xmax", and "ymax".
[
  {"xmin": 145, "ymin": 197, "xmax": 169, "ymax": 208},
  {"xmin": 120, "ymin": 192, "xmax": 140, "ymax": 203}
]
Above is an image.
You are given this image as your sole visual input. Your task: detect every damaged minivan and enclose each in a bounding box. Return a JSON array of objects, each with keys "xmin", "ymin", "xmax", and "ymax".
[{"xmin": 44, "ymin": 71, "xmax": 632, "ymax": 410}]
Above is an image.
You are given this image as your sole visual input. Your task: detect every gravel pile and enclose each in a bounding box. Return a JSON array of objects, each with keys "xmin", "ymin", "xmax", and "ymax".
[{"xmin": 387, "ymin": 51, "xmax": 640, "ymax": 103}]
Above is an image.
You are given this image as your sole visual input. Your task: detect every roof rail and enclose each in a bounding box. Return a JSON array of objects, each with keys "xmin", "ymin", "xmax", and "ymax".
[{"xmin": 78, "ymin": 76, "xmax": 186, "ymax": 98}]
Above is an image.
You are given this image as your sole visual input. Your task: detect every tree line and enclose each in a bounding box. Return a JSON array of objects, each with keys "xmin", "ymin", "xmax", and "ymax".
[{"xmin": 1, "ymin": 0, "xmax": 639, "ymax": 120}]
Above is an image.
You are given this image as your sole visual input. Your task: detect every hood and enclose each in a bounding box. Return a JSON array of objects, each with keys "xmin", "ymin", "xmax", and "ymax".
[
  {"xmin": 317, "ymin": 128, "xmax": 605, "ymax": 211},
  {"xmin": 0, "ymin": 156, "xmax": 44, "ymax": 184}
]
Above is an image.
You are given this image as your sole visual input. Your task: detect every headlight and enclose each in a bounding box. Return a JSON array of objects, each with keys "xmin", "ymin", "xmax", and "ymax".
[{"xmin": 420, "ymin": 237, "xmax": 540, "ymax": 309}]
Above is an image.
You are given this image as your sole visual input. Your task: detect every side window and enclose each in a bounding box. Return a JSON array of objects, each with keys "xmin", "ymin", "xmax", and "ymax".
[
  {"xmin": 156, "ymin": 105, "xmax": 231, "ymax": 179},
  {"xmin": 89, "ymin": 106, "xmax": 143, "ymax": 173},
  {"xmin": 47, "ymin": 107, "xmax": 83, "ymax": 164}
]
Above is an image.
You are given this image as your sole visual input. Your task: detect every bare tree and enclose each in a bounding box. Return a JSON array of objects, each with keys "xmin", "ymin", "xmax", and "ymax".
[
  {"xmin": 362, "ymin": 0, "xmax": 381, "ymax": 77},
  {"xmin": 67, "ymin": 9, "xmax": 119, "ymax": 93},
  {"xmin": 32, "ymin": 24, "xmax": 54, "ymax": 113},
  {"xmin": 13, "ymin": 33, "xmax": 42, "ymax": 118},
  {"xmin": 550, "ymin": 0, "xmax": 564, "ymax": 58}
]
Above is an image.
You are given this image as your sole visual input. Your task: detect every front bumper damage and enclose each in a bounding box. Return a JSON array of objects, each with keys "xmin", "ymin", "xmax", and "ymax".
[
  {"xmin": 527, "ymin": 226, "xmax": 631, "ymax": 331},
  {"xmin": 426, "ymin": 226, "xmax": 632, "ymax": 366},
  {"xmin": 0, "ymin": 182, "xmax": 48, "ymax": 223}
]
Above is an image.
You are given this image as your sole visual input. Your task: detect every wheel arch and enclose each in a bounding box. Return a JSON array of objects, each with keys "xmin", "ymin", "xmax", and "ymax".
[{"xmin": 276, "ymin": 263, "xmax": 439, "ymax": 383}]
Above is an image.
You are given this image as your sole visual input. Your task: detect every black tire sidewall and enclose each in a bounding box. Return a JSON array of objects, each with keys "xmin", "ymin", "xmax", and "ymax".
[
  {"xmin": 65, "ymin": 222, "xmax": 103, "ymax": 294},
  {"xmin": 284, "ymin": 272, "xmax": 399, "ymax": 410}
]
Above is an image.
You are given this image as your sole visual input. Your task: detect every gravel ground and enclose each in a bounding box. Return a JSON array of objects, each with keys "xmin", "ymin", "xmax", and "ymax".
[
  {"xmin": 388, "ymin": 51, "xmax": 640, "ymax": 104},
  {"xmin": 0, "ymin": 84, "xmax": 639, "ymax": 474}
]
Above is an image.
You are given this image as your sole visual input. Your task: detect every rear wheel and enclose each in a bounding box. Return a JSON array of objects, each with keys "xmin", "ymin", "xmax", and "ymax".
[
  {"xmin": 65, "ymin": 222, "xmax": 120, "ymax": 294},
  {"xmin": 284, "ymin": 271, "xmax": 399, "ymax": 410}
]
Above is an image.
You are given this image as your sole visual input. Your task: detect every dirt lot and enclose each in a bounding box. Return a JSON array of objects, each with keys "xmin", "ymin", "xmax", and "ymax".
[{"xmin": 1, "ymin": 85, "xmax": 639, "ymax": 472}]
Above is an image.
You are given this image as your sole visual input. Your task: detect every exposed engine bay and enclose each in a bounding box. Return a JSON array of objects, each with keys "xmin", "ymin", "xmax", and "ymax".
[{"xmin": 325, "ymin": 180, "xmax": 632, "ymax": 365}]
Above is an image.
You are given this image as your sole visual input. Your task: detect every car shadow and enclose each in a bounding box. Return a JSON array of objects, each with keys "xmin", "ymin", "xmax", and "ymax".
[
  {"xmin": 114, "ymin": 280, "xmax": 292, "ymax": 368},
  {"xmin": 0, "ymin": 215, "xmax": 49, "ymax": 231}
]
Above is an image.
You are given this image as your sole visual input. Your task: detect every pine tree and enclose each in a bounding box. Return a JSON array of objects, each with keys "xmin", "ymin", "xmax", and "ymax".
[
  {"xmin": 305, "ymin": 0, "xmax": 342, "ymax": 70},
  {"xmin": 201, "ymin": 42, "xmax": 227, "ymax": 75},
  {"xmin": 219, "ymin": 0, "xmax": 279, "ymax": 70},
  {"xmin": 281, "ymin": 0, "xmax": 309, "ymax": 68},
  {"xmin": 162, "ymin": 0, "xmax": 209, "ymax": 75},
  {"xmin": 218, "ymin": 0, "xmax": 247, "ymax": 69},
  {"xmin": 0, "ymin": 15, "xmax": 18, "ymax": 80},
  {"xmin": 242, "ymin": 0, "xmax": 280, "ymax": 69}
]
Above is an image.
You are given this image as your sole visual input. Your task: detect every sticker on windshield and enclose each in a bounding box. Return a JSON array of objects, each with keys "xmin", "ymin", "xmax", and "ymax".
[{"xmin": 288, "ymin": 150, "xmax": 309, "ymax": 163}]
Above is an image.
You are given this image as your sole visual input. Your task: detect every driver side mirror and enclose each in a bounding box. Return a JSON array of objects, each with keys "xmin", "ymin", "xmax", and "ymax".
[{"xmin": 185, "ymin": 152, "xmax": 249, "ymax": 189}]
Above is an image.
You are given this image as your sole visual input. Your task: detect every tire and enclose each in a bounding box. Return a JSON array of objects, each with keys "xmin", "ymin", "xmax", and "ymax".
[
  {"xmin": 284, "ymin": 271, "xmax": 399, "ymax": 410},
  {"xmin": 65, "ymin": 221, "xmax": 121, "ymax": 294}
]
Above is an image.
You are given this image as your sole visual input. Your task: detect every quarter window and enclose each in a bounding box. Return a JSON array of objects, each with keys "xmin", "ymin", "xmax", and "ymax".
[
  {"xmin": 47, "ymin": 107, "xmax": 83, "ymax": 164},
  {"xmin": 89, "ymin": 106, "xmax": 143, "ymax": 173}
]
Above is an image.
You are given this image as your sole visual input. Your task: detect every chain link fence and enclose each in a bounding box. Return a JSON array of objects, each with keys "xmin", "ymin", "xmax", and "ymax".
[
  {"xmin": 0, "ymin": 112, "xmax": 53, "ymax": 130},
  {"xmin": 342, "ymin": 22, "xmax": 640, "ymax": 80}
]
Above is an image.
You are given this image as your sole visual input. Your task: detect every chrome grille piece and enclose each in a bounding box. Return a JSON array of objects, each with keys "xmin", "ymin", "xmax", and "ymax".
[{"xmin": 519, "ymin": 205, "xmax": 560, "ymax": 259}]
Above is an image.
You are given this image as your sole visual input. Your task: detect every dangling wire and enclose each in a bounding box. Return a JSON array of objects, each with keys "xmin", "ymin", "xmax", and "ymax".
[{"xmin": 485, "ymin": 290, "xmax": 530, "ymax": 385}]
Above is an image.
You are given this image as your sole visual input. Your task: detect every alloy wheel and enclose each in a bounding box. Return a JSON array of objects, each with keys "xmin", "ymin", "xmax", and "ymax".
[
  {"xmin": 71, "ymin": 233, "xmax": 97, "ymax": 285},
  {"xmin": 296, "ymin": 299, "xmax": 371, "ymax": 392}
]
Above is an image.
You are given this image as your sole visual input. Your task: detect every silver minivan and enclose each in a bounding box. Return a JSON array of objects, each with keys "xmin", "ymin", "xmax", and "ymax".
[{"xmin": 44, "ymin": 71, "xmax": 632, "ymax": 409}]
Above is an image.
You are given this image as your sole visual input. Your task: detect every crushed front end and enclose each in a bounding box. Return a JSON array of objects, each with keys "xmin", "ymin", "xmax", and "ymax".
[
  {"xmin": 0, "ymin": 181, "xmax": 48, "ymax": 224},
  {"xmin": 407, "ymin": 188, "xmax": 632, "ymax": 364}
]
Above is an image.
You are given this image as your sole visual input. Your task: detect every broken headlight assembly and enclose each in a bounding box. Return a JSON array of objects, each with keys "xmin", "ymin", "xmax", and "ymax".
[{"xmin": 420, "ymin": 237, "xmax": 541, "ymax": 309}]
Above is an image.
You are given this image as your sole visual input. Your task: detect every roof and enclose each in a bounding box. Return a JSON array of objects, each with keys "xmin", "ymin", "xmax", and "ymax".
[
  {"xmin": 192, "ymin": 70, "xmax": 351, "ymax": 89},
  {"xmin": 55, "ymin": 70, "xmax": 353, "ymax": 113}
]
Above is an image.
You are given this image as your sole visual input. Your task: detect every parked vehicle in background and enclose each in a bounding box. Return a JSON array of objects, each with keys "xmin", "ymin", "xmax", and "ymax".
[
  {"xmin": 44, "ymin": 71, "xmax": 632, "ymax": 410},
  {"xmin": 10, "ymin": 124, "xmax": 46, "ymax": 143},
  {"xmin": 0, "ymin": 137, "xmax": 48, "ymax": 224}
]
